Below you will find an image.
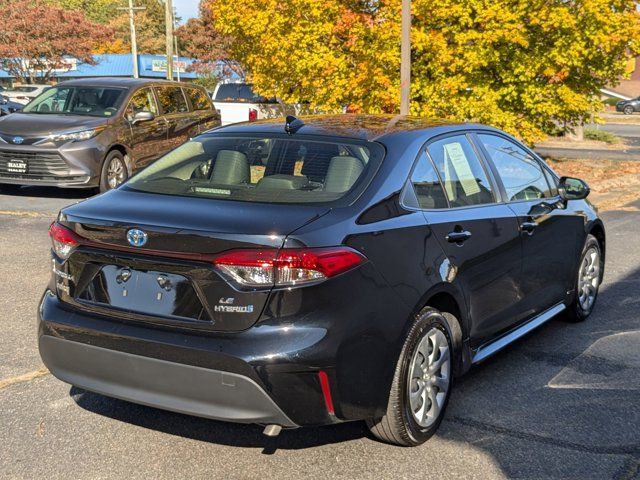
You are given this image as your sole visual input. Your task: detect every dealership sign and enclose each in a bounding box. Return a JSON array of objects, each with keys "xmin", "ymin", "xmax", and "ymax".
[
  {"xmin": 21, "ymin": 58, "xmax": 78, "ymax": 73},
  {"xmin": 151, "ymin": 59, "xmax": 187, "ymax": 73}
]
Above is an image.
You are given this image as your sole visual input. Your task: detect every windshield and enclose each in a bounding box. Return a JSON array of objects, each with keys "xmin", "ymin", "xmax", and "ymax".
[
  {"xmin": 214, "ymin": 83, "xmax": 277, "ymax": 104},
  {"xmin": 23, "ymin": 86, "xmax": 127, "ymax": 117},
  {"xmin": 125, "ymin": 135, "xmax": 383, "ymax": 204}
]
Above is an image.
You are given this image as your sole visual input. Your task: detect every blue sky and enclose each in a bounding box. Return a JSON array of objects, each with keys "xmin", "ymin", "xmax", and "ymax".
[{"xmin": 174, "ymin": 0, "xmax": 200, "ymax": 23}]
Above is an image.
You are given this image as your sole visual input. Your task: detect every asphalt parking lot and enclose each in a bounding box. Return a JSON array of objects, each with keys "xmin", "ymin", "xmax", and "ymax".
[{"xmin": 1, "ymin": 186, "xmax": 639, "ymax": 480}]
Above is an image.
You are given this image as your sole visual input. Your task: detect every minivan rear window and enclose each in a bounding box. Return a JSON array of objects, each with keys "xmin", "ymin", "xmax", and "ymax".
[
  {"xmin": 214, "ymin": 83, "xmax": 277, "ymax": 104},
  {"xmin": 125, "ymin": 136, "xmax": 383, "ymax": 204}
]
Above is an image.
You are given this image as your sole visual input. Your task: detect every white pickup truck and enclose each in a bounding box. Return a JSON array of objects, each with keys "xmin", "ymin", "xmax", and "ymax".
[{"xmin": 211, "ymin": 82, "xmax": 281, "ymax": 126}]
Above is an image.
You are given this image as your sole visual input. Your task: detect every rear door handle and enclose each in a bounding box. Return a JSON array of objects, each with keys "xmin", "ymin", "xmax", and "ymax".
[
  {"xmin": 446, "ymin": 230, "xmax": 472, "ymax": 244},
  {"xmin": 520, "ymin": 220, "xmax": 537, "ymax": 234}
]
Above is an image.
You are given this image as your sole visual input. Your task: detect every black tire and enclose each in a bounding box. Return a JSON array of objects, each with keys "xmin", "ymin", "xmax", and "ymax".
[
  {"xmin": 623, "ymin": 105, "xmax": 634, "ymax": 115},
  {"xmin": 563, "ymin": 234, "xmax": 603, "ymax": 323},
  {"xmin": 367, "ymin": 307, "xmax": 454, "ymax": 446},
  {"xmin": 99, "ymin": 150, "xmax": 128, "ymax": 193}
]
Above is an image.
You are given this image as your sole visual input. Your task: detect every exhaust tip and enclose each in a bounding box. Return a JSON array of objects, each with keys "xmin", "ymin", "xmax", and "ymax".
[{"xmin": 263, "ymin": 424, "xmax": 282, "ymax": 437}]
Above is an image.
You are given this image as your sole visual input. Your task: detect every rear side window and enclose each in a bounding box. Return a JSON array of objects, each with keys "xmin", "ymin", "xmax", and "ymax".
[
  {"xmin": 426, "ymin": 135, "xmax": 495, "ymax": 207},
  {"xmin": 125, "ymin": 136, "xmax": 383, "ymax": 204},
  {"xmin": 410, "ymin": 151, "xmax": 448, "ymax": 209},
  {"xmin": 187, "ymin": 88, "xmax": 211, "ymax": 111},
  {"xmin": 479, "ymin": 134, "xmax": 553, "ymax": 201},
  {"xmin": 154, "ymin": 86, "xmax": 189, "ymax": 114}
]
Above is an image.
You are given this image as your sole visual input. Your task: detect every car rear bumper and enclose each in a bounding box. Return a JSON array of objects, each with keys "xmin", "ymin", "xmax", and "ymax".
[
  {"xmin": 39, "ymin": 334, "xmax": 297, "ymax": 427},
  {"xmin": 37, "ymin": 290, "xmax": 339, "ymax": 427},
  {"xmin": 38, "ymin": 254, "xmax": 408, "ymax": 427}
]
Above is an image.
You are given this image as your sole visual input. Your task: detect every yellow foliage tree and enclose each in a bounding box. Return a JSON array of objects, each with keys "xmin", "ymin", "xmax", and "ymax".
[{"xmin": 207, "ymin": 0, "xmax": 640, "ymax": 142}]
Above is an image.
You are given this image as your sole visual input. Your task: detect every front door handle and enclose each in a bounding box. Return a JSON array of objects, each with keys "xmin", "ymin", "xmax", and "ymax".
[
  {"xmin": 520, "ymin": 220, "xmax": 537, "ymax": 234},
  {"xmin": 446, "ymin": 230, "xmax": 472, "ymax": 244}
]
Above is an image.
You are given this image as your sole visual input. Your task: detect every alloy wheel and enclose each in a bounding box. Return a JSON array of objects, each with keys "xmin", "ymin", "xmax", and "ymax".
[
  {"xmin": 407, "ymin": 327, "xmax": 451, "ymax": 428},
  {"xmin": 578, "ymin": 247, "xmax": 601, "ymax": 312},
  {"xmin": 107, "ymin": 157, "xmax": 126, "ymax": 189}
]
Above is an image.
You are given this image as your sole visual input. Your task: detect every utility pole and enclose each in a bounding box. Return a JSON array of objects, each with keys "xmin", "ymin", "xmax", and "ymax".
[
  {"xmin": 173, "ymin": 7, "xmax": 180, "ymax": 81},
  {"xmin": 400, "ymin": 0, "xmax": 411, "ymax": 115},
  {"xmin": 117, "ymin": 0, "xmax": 145, "ymax": 78},
  {"xmin": 165, "ymin": 0, "xmax": 174, "ymax": 81}
]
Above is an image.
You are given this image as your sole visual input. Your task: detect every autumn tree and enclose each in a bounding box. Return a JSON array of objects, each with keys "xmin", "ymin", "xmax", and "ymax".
[
  {"xmin": 49, "ymin": 0, "xmax": 168, "ymax": 54},
  {"xmin": 105, "ymin": 0, "xmax": 168, "ymax": 54},
  {"xmin": 0, "ymin": 0, "xmax": 114, "ymax": 84},
  {"xmin": 207, "ymin": 0, "xmax": 640, "ymax": 142},
  {"xmin": 176, "ymin": 3, "xmax": 245, "ymax": 81}
]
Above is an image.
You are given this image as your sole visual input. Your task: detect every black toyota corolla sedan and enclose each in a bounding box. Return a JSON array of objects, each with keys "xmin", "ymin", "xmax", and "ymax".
[{"xmin": 38, "ymin": 115, "xmax": 605, "ymax": 446}]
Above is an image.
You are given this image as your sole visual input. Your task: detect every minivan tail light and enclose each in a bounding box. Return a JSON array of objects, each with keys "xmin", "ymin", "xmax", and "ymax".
[
  {"xmin": 248, "ymin": 108, "xmax": 258, "ymax": 122},
  {"xmin": 49, "ymin": 222, "xmax": 84, "ymax": 260},
  {"xmin": 213, "ymin": 247, "xmax": 366, "ymax": 288}
]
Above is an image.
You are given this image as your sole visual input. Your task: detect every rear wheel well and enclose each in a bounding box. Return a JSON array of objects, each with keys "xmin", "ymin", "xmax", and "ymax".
[
  {"xmin": 589, "ymin": 223, "xmax": 606, "ymax": 262},
  {"xmin": 424, "ymin": 292, "xmax": 465, "ymax": 376}
]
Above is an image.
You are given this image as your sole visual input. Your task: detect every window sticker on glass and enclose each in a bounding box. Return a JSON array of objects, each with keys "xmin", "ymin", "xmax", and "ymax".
[{"xmin": 443, "ymin": 142, "xmax": 481, "ymax": 197}]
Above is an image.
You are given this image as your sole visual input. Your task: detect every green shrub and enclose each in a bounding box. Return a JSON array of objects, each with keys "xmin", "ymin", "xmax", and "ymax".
[
  {"xmin": 602, "ymin": 97, "xmax": 620, "ymax": 107},
  {"xmin": 584, "ymin": 128, "xmax": 619, "ymax": 144}
]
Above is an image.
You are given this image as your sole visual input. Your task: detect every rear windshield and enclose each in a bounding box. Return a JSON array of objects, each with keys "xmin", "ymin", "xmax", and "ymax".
[
  {"xmin": 214, "ymin": 83, "xmax": 277, "ymax": 104},
  {"xmin": 125, "ymin": 135, "xmax": 383, "ymax": 204}
]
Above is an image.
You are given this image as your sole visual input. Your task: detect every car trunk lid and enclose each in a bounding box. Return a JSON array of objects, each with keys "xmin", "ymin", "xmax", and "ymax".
[{"xmin": 54, "ymin": 189, "xmax": 329, "ymax": 331}]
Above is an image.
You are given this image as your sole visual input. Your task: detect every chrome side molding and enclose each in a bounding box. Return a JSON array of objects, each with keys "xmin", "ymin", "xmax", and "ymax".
[{"xmin": 472, "ymin": 303, "xmax": 566, "ymax": 364}]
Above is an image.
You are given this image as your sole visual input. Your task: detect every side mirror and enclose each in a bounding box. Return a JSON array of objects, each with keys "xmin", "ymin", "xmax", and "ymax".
[
  {"xmin": 558, "ymin": 176, "xmax": 590, "ymax": 201},
  {"xmin": 131, "ymin": 111, "xmax": 155, "ymax": 124}
]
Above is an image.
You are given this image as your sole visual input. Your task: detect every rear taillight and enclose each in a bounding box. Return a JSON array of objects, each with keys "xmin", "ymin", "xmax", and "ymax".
[
  {"xmin": 49, "ymin": 222, "xmax": 83, "ymax": 260},
  {"xmin": 248, "ymin": 108, "xmax": 258, "ymax": 122},
  {"xmin": 213, "ymin": 247, "xmax": 366, "ymax": 288}
]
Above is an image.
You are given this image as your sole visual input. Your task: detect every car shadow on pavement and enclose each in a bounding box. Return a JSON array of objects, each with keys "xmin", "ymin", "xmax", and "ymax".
[
  {"xmin": 70, "ymin": 386, "xmax": 370, "ymax": 454},
  {"xmin": 0, "ymin": 185, "xmax": 94, "ymax": 200},
  {"xmin": 435, "ymin": 262, "xmax": 640, "ymax": 478},
  {"xmin": 70, "ymin": 264, "xmax": 640, "ymax": 464}
]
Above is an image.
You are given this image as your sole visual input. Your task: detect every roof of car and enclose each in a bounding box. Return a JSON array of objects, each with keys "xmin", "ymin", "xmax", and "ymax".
[
  {"xmin": 210, "ymin": 114, "xmax": 491, "ymax": 141},
  {"xmin": 54, "ymin": 77, "xmax": 198, "ymax": 89}
]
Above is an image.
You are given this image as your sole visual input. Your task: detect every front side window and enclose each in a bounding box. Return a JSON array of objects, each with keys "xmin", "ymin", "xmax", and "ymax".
[
  {"xmin": 479, "ymin": 134, "xmax": 553, "ymax": 201},
  {"xmin": 23, "ymin": 86, "xmax": 126, "ymax": 117},
  {"xmin": 154, "ymin": 86, "xmax": 189, "ymax": 114},
  {"xmin": 125, "ymin": 136, "xmax": 383, "ymax": 204},
  {"xmin": 426, "ymin": 135, "xmax": 495, "ymax": 207},
  {"xmin": 125, "ymin": 88, "xmax": 157, "ymax": 121},
  {"xmin": 410, "ymin": 151, "xmax": 448, "ymax": 209},
  {"xmin": 187, "ymin": 88, "xmax": 212, "ymax": 110}
]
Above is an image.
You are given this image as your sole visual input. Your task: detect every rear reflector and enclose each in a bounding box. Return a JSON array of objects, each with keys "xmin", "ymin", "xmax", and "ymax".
[
  {"xmin": 213, "ymin": 247, "xmax": 366, "ymax": 288},
  {"xmin": 318, "ymin": 370, "xmax": 335, "ymax": 415},
  {"xmin": 49, "ymin": 222, "xmax": 84, "ymax": 260}
]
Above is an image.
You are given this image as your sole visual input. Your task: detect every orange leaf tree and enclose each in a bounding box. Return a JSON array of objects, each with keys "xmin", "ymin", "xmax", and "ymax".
[
  {"xmin": 205, "ymin": 0, "xmax": 640, "ymax": 142},
  {"xmin": 0, "ymin": 0, "xmax": 114, "ymax": 84}
]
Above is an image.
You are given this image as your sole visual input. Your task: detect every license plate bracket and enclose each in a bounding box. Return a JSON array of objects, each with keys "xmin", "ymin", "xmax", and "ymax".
[
  {"xmin": 7, "ymin": 159, "xmax": 27, "ymax": 174},
  {"xmin": 77, "ymin": 265, "xmax": 209, "ymax": 321}
]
